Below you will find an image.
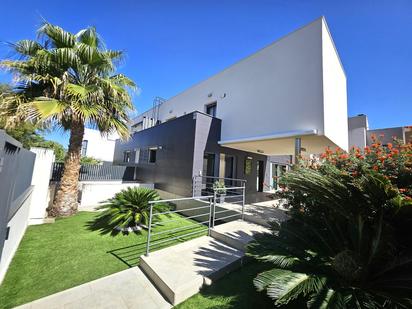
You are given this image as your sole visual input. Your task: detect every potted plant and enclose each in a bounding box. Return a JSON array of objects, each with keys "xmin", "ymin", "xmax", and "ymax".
[{"xmin": 213, "ymin": 180, "xmax": 227, "ymax": 203}]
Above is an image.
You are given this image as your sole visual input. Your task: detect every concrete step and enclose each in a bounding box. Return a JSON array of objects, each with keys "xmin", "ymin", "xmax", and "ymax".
[
  {"xmin": 210, "ymin": 219, "xmax": 271, "ymax": 251},
  {"xmin": 140, "ymin": 236, "xmax": 244, "ymax": 306}
]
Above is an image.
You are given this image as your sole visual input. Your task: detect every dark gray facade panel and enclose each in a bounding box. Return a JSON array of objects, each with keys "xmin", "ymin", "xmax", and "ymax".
[
  {"xmin": 114, "ymin": 112, "xmax": 268, "ymax": 202},
  {"xmin": 0, "ymin": 131, "xmax": 35, "ymax": 261},
  {"xmin": 114, "ymin": 113, "xmax": 197, "ymax": 196},
  {"xmin": 194, "ymin": 113, "xmax": 267, "ymax": 201}
]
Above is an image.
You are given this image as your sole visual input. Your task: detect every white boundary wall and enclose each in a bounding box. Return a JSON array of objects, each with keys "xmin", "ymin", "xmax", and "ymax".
[
  {"xmin": 0, "ymin": 189, "xmax": 32, "ymax": 283},
  {"xmin": 79, "ymin": 181, "xmax": 155, "ymax": 210},
  {"xmin": 29, "ymin": 148, "xmax": 55, "ymax": 224}
]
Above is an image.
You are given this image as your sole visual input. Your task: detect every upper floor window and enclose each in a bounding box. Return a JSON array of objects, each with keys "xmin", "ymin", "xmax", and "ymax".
[
  {"xmin": 205, "ymin": 102, "xmax": 217, "ymax": 117},
  {"xmin": 132, "ymin": 121, "xmax": 143, "ymax": 132},
  {"xmin": 81, "ymin": 140, "xmax": 88, "ymax": 157}
]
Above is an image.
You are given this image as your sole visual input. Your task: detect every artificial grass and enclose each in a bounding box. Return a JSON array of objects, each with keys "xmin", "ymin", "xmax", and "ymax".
[
  {"xmin": 0, "ymin": 211, "xmax": 207, "ymax": 309},
  {"xmin": 175, "ymin": 262, "xmax": 274, "ymax": 309}
]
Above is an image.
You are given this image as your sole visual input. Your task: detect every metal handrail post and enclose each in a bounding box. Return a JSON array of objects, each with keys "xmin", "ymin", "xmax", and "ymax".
[
  {"xmin": 241, "ymin": 184, "xmax": 246, "ymax": 220},
  {"xmin": 212, "ymin": 190, "xmax": 217, "ymax": 228},
  {"xmin": 208, "ymin": 197, "xmax": 213, "ymax": 236},
  {"xmin": 145, "ymin": 204, "xmax": 153, "ymax": 256}
]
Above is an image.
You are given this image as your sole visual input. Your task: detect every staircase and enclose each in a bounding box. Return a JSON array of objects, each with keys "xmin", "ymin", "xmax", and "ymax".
[{"xmin": 140, "ymin": 219, "xmax": 270, "ymax": 306}]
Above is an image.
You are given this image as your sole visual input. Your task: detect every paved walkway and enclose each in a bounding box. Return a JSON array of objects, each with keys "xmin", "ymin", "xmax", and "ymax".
[
  {"xmin": 16, "ymin": 268, "xmax": 171, "ymax": 309},
  {"xmin": 16, "ymin": 202, "xmax": 281, "ymax": 308}
]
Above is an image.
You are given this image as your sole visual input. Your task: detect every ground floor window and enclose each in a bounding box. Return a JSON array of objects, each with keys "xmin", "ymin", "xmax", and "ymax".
[
  {"xmin": 203, "ymin": 153, "xmax": 215, "ymax": 177},
  {"xmin": 149, "ymin": 148, "xmax": 157, "ymax": 163},
  {"xmin": 271, "ymin": 163, "xmax": 287, "ymax": 190},
  {"xmin": 123, "ymin": 151, "xmax": 131, "ymax": 163}
]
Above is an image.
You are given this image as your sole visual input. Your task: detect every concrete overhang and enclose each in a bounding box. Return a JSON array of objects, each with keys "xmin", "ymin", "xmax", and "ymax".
[{"xmin": 219, "ymin": 129, "xmax": 340, "ymax": 156}]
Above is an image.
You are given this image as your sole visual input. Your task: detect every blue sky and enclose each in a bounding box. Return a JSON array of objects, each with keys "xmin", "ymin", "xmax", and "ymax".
[{"xmin": 0, "ymin": 0, "xmax": 411, "ymax": 147}]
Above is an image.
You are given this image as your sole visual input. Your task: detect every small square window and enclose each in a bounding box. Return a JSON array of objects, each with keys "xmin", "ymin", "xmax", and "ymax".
[
  {"xmin": 149, "ymin": 149, "xmax": 157, "ymax": 163},
  {"xmin": 205, "ymin": 102, "xmax": 217, "ymax": 117}
]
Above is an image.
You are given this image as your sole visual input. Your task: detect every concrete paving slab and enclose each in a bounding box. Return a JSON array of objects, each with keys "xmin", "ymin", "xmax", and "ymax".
[
  {"xmin": 140, "ymin": 235, "xmax": 244, "ymax": 305},
  {"xmin": 210, "ymin": 219, "xmax": 271, "ymax": 251},
  {"xmin": 218, "ymin": 199, "xmax": 289, "ymax": 227},
  {"xmin": 15, "ymin": 267, "xmax": 171, "ymax": 309}
]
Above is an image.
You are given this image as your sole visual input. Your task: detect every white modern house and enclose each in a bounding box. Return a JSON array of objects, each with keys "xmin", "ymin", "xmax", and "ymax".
[
  {"xmin": 131, "ymin": 16, "xmax": 347, "ymax": 153},
  {"xmin": 112, "ymin": 16, "xmax": 348, "ymax": 201},
  {"xmin": 81, "ymin": 128, "xmax": 119, "ymax": 162},
  {"xmin": 349, "ymin": 114, "xmax": 412, "ymax": 148}
]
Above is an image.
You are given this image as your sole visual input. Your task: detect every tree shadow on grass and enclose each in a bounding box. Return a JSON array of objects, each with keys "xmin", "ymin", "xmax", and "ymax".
[
  {"xmin": 85, "ymin": 212, "xmax": 145, "ymax": 236},
  {"xmin": 107, "ymin": 232, "xmax": 206, "ymax": 268}
]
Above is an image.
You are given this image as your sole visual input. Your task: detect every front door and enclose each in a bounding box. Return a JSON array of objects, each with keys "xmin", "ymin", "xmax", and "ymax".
[{"xmin": 257, "ymin": 160, "xmax": 264, "ymax": 192}]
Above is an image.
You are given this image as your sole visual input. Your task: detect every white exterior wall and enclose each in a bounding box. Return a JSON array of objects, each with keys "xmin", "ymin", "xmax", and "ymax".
[
  {"xmin": 29, "ymin": 148, "xmax": 55, "ymax": 224},
  {"xmin": 82, "ymin": 128, "xmax": 119, "ymax": 162},
  {"xmin": 0, "ymin": 191, "xmax": 32, "ymax": 283},
  {"xmin": 79, "ymin": 181, "xmax": 154, "ymax": 209},
  {"xmin": 349, "ymin": 127, "xmax": 367, "ymax": 149},
  {"xmin": 132, "ymin": 17, "xmax": 347, "ymax": 153},
  {"xmin": 321, "ymin": 21, "xmax": 348, "ymax": 151}
]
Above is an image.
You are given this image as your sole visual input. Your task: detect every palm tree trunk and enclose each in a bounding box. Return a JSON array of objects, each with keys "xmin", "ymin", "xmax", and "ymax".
[{"xmin": 50, "ymin": 120, "xmax": 84, "ymax": 217}]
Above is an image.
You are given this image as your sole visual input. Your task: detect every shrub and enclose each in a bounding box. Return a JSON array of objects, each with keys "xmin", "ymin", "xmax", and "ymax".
[
  {"xmin": 248, "ymin": 138, "xmax": 412, "ymax": 308},
  {"xmin": 90, "ymin": 187, "xmax": 168, "ymax": 235}
]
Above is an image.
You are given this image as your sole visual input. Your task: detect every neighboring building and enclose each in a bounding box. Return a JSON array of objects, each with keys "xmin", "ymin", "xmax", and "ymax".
[
  {"xmin": 348, "ymin": 114, "xmax": 411, "ymax": 148},
  {"xmin": 81, "ymin": 128, "xmax": 119, "ymax": 162},
  {"xmin": 114, "ymin": 17, "xmax": 348, "ymax": 201}
]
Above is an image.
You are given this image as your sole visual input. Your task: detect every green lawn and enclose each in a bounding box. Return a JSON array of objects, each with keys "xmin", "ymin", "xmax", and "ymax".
[
  {"xmin": 175, "ymin": 262, "xmax": 274, "ymax": 309},
  {"xmin": 0, "ymin": 211, "xmax": 207, "ymax": 309},
  {"xmin": 176, "ymin": 262, "xmax": 305, "ymax": 309}
]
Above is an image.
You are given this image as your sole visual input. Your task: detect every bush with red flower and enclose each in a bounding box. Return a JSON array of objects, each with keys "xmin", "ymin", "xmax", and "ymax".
[{"xmin": 248, "ymin": 136, "xmax": 412, "ymax": 307}]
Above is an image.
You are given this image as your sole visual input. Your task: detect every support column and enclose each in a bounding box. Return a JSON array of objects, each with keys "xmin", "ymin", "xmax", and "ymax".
[{"xmin": 294, "ymin": 137, "xmax": 302, "ymax": 164}]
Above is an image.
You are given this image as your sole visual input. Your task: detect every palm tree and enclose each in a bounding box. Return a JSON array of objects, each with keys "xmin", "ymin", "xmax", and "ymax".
[
  {"xmin": 248, "ymin": 168, "xmax": 412, "ymax": 308},
  {"xmin": 89, "ymin": 187, "xmax": 168, "ymax": 236},
  {"xmin": 0, "ymin": 23, "xmax": 136, "ymax": 216}
]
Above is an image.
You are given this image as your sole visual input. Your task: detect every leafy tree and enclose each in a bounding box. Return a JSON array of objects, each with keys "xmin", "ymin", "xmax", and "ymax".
[
  {"xmin": 0, "ymin": 23, "xmax": 136, "ymax": 217},
  {"xmin": 248, "ymin": 141, "xmax": 412, "ymax": 308},
  {"xmin": 80, "ymin": 156, "xmax": 101, "ymax": 165},
  {"xmin": 1, "ymin": 84, "xmax": 66, "ymax": 159}
]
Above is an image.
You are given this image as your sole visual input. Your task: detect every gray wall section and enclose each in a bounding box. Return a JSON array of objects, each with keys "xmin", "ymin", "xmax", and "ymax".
[
  {"xmin": 367, "ymin": 127, "xmax": 405, "ymax": 145},
  {"xmin": 114, "ymin": 113, "xmax": 197, "ymax": 196},
  {"xmin": 0, "ymin": 131, "xmax": 35, "ymax": 262},
  {"xmin": 193, "ymin": 113, "xmax": 267, "ymax": 202},
  {"xmin": 114, "ymin": 112, "xmax": 268, "ymax": 202}
]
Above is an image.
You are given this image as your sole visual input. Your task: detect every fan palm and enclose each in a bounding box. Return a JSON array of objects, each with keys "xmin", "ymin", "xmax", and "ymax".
[
  {"xmin": 91, "ymin": 187, "xmax": 168, "ymax": 236},
  {"xmin": 0, "ymin": 23, "xmax": 136, "ymax": 216},
  {"xmin": 248, "ymin": 168, "xmax": 412, "ymax": 308}
]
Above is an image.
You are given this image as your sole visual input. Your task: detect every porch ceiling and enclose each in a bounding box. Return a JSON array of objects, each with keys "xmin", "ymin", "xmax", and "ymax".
[{"xmin": 219, "ymin": 130, "xmax": 340, "ymax": 156}]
